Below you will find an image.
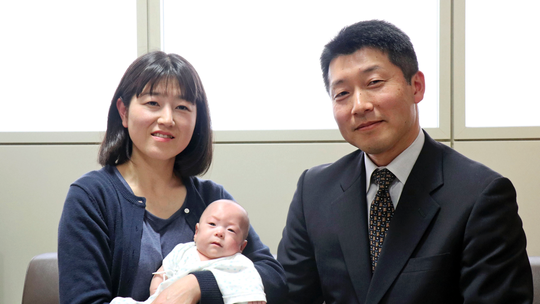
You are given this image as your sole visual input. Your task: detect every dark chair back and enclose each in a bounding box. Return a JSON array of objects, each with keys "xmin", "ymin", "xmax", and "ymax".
[{"xmin": 22, "ymin": 252, "xmax": 59, "ymax": 304}]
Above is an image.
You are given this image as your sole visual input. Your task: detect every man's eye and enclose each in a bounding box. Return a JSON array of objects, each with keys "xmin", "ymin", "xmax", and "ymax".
[
  {"xmin": 334, "ymin": 91, "xmax": 348, "ymax": 99},
  {"xmin": 369, "ymin": 80, "xmax": 382, "ymax": 86}
]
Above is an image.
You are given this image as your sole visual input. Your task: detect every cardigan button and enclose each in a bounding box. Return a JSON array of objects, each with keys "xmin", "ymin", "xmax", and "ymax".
[{"xmin": 184, "ymin": 208, "xmax": 190, "ymax": 214}]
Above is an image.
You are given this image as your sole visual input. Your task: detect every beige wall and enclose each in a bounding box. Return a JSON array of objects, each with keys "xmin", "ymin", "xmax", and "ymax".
[
  {"xmin": 1, "ymin": 140, "xmax": 539, "ymax": 303},
  {"xmin": 0, "ymin": 145, "xmax": 101, "ymax": 304}
]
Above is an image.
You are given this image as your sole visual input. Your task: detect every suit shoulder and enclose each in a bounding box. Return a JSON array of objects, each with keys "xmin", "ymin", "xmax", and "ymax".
[
  {"xmin": 436, "ymin": 142, "xmax": 503, "ymax": 180},
  {"xmin": 302, "ymin": 149, "xmax": 362, "ymax": 185},
  {"xmin": 305, "ymin": 149, "xmax": 361, "ymax": 174}
]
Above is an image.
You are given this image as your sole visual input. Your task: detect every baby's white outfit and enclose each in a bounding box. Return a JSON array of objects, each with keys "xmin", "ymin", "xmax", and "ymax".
[{"xmin": 111, "ymin": 242, "xmax": 266, "ymax": 304}]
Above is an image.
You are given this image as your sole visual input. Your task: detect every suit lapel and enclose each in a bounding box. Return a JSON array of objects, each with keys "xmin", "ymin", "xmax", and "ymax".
[
  {"xmin": 366, "ymin": 134, "xmax": 444, "ymax": 304},
  {"xmin": 331, "ymin": 152, "xmax": 372, "ymax": 303}
]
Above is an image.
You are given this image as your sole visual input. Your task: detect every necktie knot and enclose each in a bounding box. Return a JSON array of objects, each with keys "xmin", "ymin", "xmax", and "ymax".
[{"xmin": 373, "ymin": 168, "xmax": 396, "ymax": 190}]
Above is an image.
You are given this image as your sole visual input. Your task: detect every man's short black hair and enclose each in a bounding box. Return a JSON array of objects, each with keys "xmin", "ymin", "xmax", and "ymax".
[{"xmin": 320, "ymin": 20, "xmax": 419, "ymax": 92}]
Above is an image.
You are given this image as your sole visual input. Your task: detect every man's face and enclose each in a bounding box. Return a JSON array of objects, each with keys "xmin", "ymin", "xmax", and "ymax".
[{"xmin": 328, "ymin": 47, "xmax": 425, "ymax": 166}]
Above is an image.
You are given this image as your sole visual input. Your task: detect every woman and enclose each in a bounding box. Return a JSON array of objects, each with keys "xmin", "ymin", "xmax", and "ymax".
[{"xmin": 58, "ymin": 51, "xmax": 286, "ymax": 304}]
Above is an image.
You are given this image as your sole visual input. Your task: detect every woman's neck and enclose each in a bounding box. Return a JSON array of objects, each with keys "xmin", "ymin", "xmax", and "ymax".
[
  {"xmin": 117, "ymin": 157, "xmax": 187, "ymax": 219},
  {"xmin": 117, "ymin": 154, "xmax": 183, "ymax": 198}
]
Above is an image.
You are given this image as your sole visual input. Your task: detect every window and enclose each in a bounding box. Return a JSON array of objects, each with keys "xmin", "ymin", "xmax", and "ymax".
[
  {"xmin": 162, "ymin": 0, "xmax": 440, "ymax": 131},
  {"xmin": 0, "ymin": 0, "xmax": 137, "ymax": 133},
  {"xmin": 465, "ymin": 1, "xmax": 540, "ymax": 128}
]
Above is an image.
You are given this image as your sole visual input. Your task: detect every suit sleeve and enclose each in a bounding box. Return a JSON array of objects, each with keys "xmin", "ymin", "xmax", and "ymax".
[
  {"xmin": 460, "ymin": 177, "xmax": 533, "ymax": 303},
  {"xmin": 277, "ymin": 170, "xmax": 325, "ymax": 304}
]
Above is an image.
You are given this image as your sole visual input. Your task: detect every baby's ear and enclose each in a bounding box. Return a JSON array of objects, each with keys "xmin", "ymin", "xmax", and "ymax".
[
  {"xmin": 240, "ymin": 240, "xmax": 248, "ymax": 252},
  {"xmin": 194, "ymin": 223, "xmax": 199, "ymax": 241}
]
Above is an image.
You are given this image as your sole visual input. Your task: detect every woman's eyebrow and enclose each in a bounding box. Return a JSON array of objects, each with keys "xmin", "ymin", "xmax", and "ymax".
[{"xmin": 139, "ymin": 91, "xmax": 186, "ymax": 100}]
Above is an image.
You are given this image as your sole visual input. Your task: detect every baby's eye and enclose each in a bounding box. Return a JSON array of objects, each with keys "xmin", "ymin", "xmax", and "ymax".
[
  {"xmin": 228, "ymin": 228, "xmax": 236, "ymax": 233},
  {"xmin": 208, "ymin": 222, "xmax": 216, "ymax": 226}
]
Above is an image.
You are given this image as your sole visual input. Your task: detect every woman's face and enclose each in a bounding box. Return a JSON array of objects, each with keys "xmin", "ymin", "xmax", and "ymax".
[{"xmin": 117, "ymin": 79, "xmax": 197, "ymax": 164}]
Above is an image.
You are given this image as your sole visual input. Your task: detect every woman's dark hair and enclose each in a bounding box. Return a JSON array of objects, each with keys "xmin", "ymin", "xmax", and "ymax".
[
  {"xmin": 98, "ymin": 51, "xmax": 212, "ymax": 178},
  {"xmin": 321, "ymin": 20, "xmax": 419, "ymax": 92}
]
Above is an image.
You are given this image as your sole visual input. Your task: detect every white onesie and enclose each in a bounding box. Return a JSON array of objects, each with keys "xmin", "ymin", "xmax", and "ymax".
[{"xmin": 111, "ymin": 242, "xmax": 266, "ymax": 304}]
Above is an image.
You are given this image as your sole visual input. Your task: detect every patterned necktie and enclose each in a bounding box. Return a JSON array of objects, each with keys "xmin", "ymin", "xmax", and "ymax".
[{"xmin": 369, "ymin": 168, "xmax": 396, "ymax": 272}]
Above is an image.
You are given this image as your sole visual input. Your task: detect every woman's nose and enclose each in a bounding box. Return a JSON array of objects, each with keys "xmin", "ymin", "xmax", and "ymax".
[{"xmin": 157, "ymin": 106, "xmax": 175, "ymax": 126}]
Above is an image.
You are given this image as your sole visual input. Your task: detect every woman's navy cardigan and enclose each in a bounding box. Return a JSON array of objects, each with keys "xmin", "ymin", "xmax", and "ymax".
[{"xmin": 58, "ymin": 165, "xmax": 286, "ymax": 304}]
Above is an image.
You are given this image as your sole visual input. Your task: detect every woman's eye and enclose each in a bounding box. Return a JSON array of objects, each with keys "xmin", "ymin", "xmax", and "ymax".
[
  {"xmin": 147, "ymin": 101, "xmax": 159, "ymax": 106},
  {"xmin": 176, "ymin": 105, "xmax": 189, "ymax": 110}
]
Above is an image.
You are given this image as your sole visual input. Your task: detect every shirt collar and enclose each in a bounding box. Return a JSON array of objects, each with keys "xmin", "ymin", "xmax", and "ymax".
[{"xmin": 365, "ymin": 129, "xmax": 425, "ymax": 187}]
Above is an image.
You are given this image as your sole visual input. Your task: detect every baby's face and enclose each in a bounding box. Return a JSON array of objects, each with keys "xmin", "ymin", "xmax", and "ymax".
[{"xmin": 194, "ymin": 200, "xmax": 248, "ymax": 260}]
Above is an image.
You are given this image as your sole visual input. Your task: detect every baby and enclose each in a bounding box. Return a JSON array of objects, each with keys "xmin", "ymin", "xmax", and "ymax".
[{"xmin": 111, "ymin": 199, "xmax": 266, "ymax": 304}]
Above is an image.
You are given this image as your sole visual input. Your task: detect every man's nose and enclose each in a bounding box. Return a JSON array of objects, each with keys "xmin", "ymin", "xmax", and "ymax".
[{"xmin": 351, "ymin": 91, "xmax": 373, "ymax": 115}]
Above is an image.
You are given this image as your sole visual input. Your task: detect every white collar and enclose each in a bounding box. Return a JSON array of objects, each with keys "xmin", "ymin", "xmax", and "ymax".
[{"xmin": 364, "ymin": 129, "xmax": 425, "ymax": 188}]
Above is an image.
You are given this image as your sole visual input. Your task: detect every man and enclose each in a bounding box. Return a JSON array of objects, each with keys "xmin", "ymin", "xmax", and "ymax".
[{"xmin": 277, "ymin": 20, "xmax": 533, "ymax": 304}]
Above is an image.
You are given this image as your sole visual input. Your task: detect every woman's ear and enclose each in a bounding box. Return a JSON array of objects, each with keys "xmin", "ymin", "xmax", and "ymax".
[{"xmin": 116, "ymin": 98, "xmax": 128, "ymax": 128}]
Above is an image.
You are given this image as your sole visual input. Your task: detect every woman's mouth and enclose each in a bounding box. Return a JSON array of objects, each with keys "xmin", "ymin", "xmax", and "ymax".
[{"xmin": 152, "ymin": 132, "xmax": 174, "ymax": 139}]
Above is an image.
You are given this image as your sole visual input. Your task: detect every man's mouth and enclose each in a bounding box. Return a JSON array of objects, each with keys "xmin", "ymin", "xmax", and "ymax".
[{"xmin": 356, "ymin": 120, "xmax": 382, "ymax": 131}]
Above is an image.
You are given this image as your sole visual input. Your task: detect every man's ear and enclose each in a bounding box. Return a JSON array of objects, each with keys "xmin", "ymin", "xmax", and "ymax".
[
  {"xmin": 116, "ymin": 98, "xmax": 128, "ymax": 128},
  {"xmin": 240, "ymin": 240, "xmax": 248, "ymax": 252},
  {"xmin": 411, "ymin": 71, "xmax": 425, "ymax": 104},
  {"xmin": 193, "ymin": 223, "xmax": 199, "ymax": 241}
]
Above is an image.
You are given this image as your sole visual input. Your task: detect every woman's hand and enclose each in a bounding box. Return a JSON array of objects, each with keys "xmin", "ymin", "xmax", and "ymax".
[{"xmin": 151, "ymin": 274, "xmax": 201, "ymax": 304}]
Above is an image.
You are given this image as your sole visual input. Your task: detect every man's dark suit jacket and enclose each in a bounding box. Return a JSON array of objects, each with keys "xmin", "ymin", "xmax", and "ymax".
[{"xmin": 277, "ymin": 132, "xmax": 533, "ymax": 304}]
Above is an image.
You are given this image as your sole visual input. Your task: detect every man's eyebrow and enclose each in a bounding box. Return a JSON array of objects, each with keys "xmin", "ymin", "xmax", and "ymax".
[
  {"xmin": 329, "ymin": 79, "xmax": 345, "ymax": 90},
  {"xmin": 330, "ymin": 65, "xmax": 383, "ymax": 89},
  {"xmin": 362, "ymin": 65, "xmax": 382, "ymax": 74}
]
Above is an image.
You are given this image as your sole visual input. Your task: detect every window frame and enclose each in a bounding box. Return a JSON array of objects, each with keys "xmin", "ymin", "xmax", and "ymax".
[
  {"xmin": 5, "ymin": 0, "xmax": 507, "ymax": 144},
  {"xmin": 452, "ymin": 0, "xmax": 540, "ymax": 140},
  {"xmin": 156, "ymin": 0, "xmax": 451, "ymax": 143}
]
